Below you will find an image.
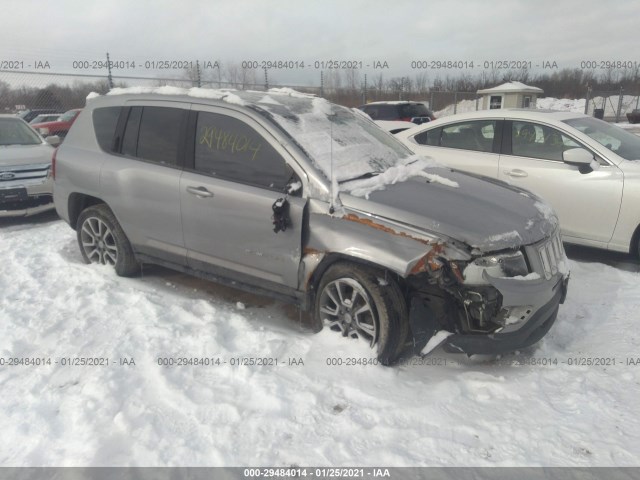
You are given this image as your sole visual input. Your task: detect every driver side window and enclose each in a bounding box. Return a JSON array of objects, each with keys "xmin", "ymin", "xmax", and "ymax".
[
  {"xmin": 194, "ymin": 112, "xmax": 298, "ymax": 192},
  {"xmin": 511, "ymin": 121, "xmax": 585, "ymax": 161}
]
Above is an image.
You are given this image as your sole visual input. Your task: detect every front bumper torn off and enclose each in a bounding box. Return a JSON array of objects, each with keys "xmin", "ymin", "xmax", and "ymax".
[
  {"xmin": 410, "ymin": 271, "xmax": 569, "ymax": 356},
  {"xmin": 444, "ymin": 273, "xmax": 569, "ymax": 355}
]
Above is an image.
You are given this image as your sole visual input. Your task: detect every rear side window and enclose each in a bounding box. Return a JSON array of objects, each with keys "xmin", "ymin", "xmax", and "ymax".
[
  {"xmin": 414, "ymin": 127, "xmax": 442, "ymax": 146},
  {"xmin": 399, "ymin": 103, "xmax": 429, "ymax": 118},
  {"xmin": 122, "ymin": 107, "xmax": 142, "ymax": 157},
  {"xmin": 439, "ymin": 120, "xmax": 496, "ymax": 153},
  {"xmin": 121, "ymin": 106, "xmax": 187, "ymax": 166},
  {"xmin": 194, "ymin": 111, "xmax": 294, "ymax": 191},
  {"xmin": 362, "ymin": 105, "xmax": 398, "ymax": 120},
  {"xmin": 93, "ymin": 107, "xmax": 121, "ymax": 152}
]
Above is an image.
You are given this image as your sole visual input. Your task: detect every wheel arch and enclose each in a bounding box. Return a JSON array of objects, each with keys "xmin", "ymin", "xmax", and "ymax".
[
  {"xmin": 630, "ymin": 222, "xmax": 640, "ymax": 257},
  {"xmin": 302, "ymin": 252, "xmax": 412, "ymax": 314},
  {"xmin": 308, "ymin": 253, "xmax": 408, "ymax": 292},
  {"xmin": 68, "ymin": 193, "xmax": 106, "ymax": 230}
]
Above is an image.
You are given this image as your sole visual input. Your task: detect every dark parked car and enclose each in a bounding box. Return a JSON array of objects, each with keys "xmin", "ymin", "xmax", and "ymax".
[
  {"xmin": 358, "ymin": 101, "xmax": 438, "ymax": 134},
  {"xmin": 358, "ymin": 101, "xmax": 436, "ymax": 124},
  {"xmin": 627, "ymin": 109, "xmax": 640, "ymax": 124}
]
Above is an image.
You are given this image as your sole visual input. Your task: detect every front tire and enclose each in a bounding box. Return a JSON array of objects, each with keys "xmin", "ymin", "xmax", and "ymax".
[
  {"xmin": 315, "ymin": 262, "xmax": 409, "ymax": 365},
  {"xmin": 76, "ymin": 204, "xmax": 140, "ymax": 277}
]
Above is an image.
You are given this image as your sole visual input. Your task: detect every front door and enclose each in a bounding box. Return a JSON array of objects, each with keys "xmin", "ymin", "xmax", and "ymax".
[
  {"xmin": 498, "ymin": 120, "xmax": 623, "ymax": 245},
  {"xmin": 180, "ymin": 108, "xmax": 305, "ymax": 288}
]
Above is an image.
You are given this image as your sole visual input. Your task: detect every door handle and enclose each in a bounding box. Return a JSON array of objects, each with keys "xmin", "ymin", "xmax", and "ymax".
[
  {"xmin": 504, "ymin": 169, "xmax": 528, "ymax": 178},
  {"xmin": 186, "ymin": 186, "xmax": 214, "ymax": 198}
]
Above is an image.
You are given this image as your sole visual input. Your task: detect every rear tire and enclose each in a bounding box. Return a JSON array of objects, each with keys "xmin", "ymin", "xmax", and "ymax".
[
  {"xmin": 315, "ymin": 262, "xmax": 409, "ymax": 365},
  {"xmin": 76, "ymin": 204, "xmax": 140, "ymax": 277}
]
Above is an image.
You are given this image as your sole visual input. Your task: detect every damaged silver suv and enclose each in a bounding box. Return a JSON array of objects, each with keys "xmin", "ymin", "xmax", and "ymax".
[{"xmin": 54, "ymin": 87, "xmax": 569, "ymax": 364}]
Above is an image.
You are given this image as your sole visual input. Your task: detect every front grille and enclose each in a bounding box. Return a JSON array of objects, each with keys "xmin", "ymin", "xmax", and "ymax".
[
  {"xmin": 0, "ymin": 164, "xmax": 50, "ymax": 182},
  {"xmin": 537, "ymin": 231, "xmax": 565, "ymax": 279},
  {"xmin": 0, "ymin": 163, "xmax": 51, "ymax": 189}
]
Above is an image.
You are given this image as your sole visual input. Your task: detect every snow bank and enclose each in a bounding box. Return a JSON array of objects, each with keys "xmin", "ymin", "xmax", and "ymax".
[
  {"xmin": 1, "ymin": 217, "xmax": 640, "ymax": 466},
  {"xmin": 536, "ymin": 97, "xmax": 586, "ymax": 113},
  {"xmin": 435, "ymin": 96, "xmax": 636, "ymax": 119}
]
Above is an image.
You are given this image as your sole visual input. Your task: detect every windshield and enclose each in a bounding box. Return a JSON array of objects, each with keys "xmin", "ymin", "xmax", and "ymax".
[
  {"xmin": 0, "ymin": 118, "xmax": 42, "ymax": 146},
  {"xmin": 257, "ymin": 96, "xmax": 413, "ymax": 182},
  {"xmin": 563, "ymin": 117, "xmax": 640, "ymax": 161}
]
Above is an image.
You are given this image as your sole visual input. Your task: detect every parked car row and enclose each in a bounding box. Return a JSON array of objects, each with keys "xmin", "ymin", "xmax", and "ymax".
[{"xmin": 50, "ymin": 88, "xmax": 569, "ymax": 364}]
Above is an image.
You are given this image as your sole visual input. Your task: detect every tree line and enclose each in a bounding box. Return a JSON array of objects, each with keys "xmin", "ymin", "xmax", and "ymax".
[{"xmin": 1, "ymin": 63, "xmax": 638, "ymax": 113}]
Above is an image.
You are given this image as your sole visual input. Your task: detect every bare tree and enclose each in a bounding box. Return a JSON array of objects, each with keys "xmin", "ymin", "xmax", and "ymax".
[
  {"xmin": 225, "ymin": 62, "xmax": 241, "ymax": 88},
  {"xmin": 414, "ymin": 72, "xmax": 429, "ymax": 98},
  {"xmin": 239, "ymin": 65, "xmax": 257, "ymax": 89}
]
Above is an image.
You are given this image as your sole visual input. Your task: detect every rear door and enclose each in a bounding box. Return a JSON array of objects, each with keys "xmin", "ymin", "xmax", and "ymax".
[
  {"xmin": 407, "ymin": 119, "xmax": 503, "ymax": 177},
  {"xmin": 99, "ymin": 102, "xmax": 189, "ymax": 264},
  {"xmin": 180, "ymin": 107, "xmax": 306, "ymax": 288}
]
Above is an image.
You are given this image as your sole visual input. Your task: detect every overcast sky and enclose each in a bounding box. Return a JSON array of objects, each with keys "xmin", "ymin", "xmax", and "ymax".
[{"xmin": 2, "ymin": 0, "xmax": 639, "ymax": 86}]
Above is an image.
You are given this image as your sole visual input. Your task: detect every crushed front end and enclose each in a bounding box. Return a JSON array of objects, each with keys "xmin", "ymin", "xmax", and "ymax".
[{"xmin": 408, "ymin": 229, "xmax": 569, "ymax": 355}]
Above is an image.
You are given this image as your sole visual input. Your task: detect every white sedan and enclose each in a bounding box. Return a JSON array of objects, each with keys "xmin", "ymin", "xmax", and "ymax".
[{"xmin": 396, "ymin": 109, "xmax": 640, "ymax": 255}]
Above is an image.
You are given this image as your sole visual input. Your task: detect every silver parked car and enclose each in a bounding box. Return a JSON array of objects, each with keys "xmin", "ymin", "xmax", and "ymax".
[
  {"xmin": 0, "ymin": 115, "xmax": 59, "ymax": 217},
  {"xmin": 54, "ymin": 88, "xmax": 569, "ymax": 364},
  {"xmin": 396, "ymin": 109, "xmax": 640, "ymax": 256}
]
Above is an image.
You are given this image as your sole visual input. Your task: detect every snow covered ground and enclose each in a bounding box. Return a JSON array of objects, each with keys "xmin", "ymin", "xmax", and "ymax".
[{"xmin": 1, "ymin": 212, "xmax": 640, "ymax": 467}]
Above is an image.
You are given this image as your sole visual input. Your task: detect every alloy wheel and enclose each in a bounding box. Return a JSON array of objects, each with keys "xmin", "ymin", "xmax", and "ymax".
[
  {"xmin": 318, "ymin": 277, "xmax": 378, "ymax": 346},
  {"xmin": 80, "ymin": 217, "xmax": 118, "ymax": 266}
]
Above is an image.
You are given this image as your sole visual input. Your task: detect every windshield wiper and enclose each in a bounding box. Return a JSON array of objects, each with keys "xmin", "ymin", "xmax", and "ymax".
[{"xmin": 338, "ymin": 172, "xmax": 379, "ymax": 184}]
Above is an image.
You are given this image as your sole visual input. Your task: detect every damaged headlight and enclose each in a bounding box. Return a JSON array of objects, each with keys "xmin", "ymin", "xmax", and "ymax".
[{"xmin": 463, "ymin": 251, "xmax": 529, "ymax": 284}]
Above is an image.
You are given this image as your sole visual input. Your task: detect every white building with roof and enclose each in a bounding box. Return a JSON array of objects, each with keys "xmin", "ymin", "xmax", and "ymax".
[{"xmin": 477, "ymin": 81, "xmax": 543, "ymax": 110}]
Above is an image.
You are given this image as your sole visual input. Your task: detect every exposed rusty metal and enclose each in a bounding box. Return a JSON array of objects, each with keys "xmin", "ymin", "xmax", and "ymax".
[
  {"xmin": 342, "ymin": 213, "xmax": 431, "ymax": 245},
  {"xmin": 409, "ymin": 243, "xmax": 445, "ymax": 275},
  {"xmin": 303, "ymin": 246, "xmax": 324, "ymax": 256},
  {"xmin": 449, "ymin": 261, "xmax": 465, "ymax": 283},
  {"xmin": 301, "ymin": 248, "xmax": 326, "ymax": 289}
]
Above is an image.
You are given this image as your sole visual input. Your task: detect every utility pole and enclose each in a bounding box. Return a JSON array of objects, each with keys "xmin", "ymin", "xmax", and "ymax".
[
  {"xmin": 106, "ymin": 52, "xmax": 114, "ymax": 89},
  {"xmin": 363, "ymin": 74, "xmax": 367, "ymax": 104}
]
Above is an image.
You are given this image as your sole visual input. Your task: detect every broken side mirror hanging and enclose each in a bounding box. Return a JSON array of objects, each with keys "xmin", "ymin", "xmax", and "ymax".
[{"xmin": 272, "ymin": 197, "xmax": 292, "ymax": 233}]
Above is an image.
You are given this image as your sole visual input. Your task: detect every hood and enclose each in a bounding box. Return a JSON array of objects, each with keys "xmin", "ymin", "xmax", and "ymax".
[
  {"xmin": 340, "ymin": 168, "xmax": 559, "ymax": 252},
  {"xmin": 0, "ymin": 143, "xmax": 54, "ymax": 167}
]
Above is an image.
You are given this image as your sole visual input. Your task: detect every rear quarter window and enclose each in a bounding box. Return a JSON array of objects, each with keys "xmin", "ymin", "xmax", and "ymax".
[
  {"xmin": 414, "ymin": 127, "xmax": 442, "ymax": 146},
  {"xmin": 93, "ymin": 107, "xmax": 122, "ymax": 152}
]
